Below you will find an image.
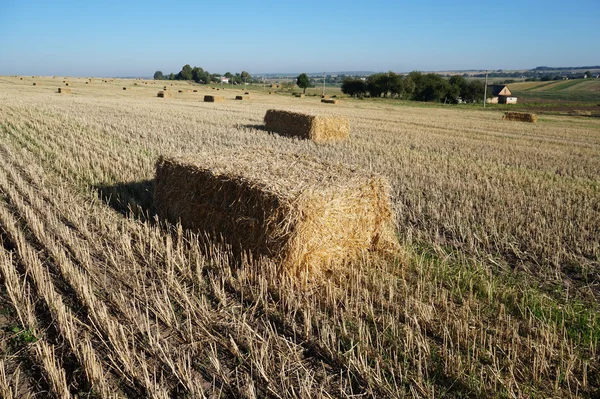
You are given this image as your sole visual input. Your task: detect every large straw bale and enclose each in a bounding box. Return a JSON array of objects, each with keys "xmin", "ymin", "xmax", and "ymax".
[
  {"xmin": 154, "ymin": 149, "xmax": 397, "ymax": 275},
  {"xmin": 294, "ymin": 93, "xmax": 305, "ymax": 98},
  {"xmin": 58, "ymin": 88, "xmax": 71, "ymax": 94},
  {"xmin": 264, "ymin": 109, "xmax": 349, "ymax": 142},
  {"xmin": 235, "ymin": 95, "xmax": 250, "ymax": 100},
  {"xmin": 204, "ymin": 95, "xmax": 225, "ymax": 102},
  {"xmin": 502, "ymin": 111, "xmax": 537, "ymax": 123},
  {"xmin": 321, "ymin": 99, "xmax": 339, "ymax": 104},
  {"xmin": 321, "ymin": 95, "xmax": 330, "ymax": 99},
  {"xmin": 157, "ymin": 91, "xmax": 172, "ymax": 98}
]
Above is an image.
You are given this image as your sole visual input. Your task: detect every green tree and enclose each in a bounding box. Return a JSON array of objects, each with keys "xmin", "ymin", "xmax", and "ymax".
[
  {"xmin": 168, "ymin": 73, "xmax": 175, "ymax": 80},
  {"xmin": 153, "ymin": 71, "xmax": 164, "ymax": 80},
  {"xmin": 177, "ymin": 64, "xmax": 193, "ymax": 81},
  {"xmin": 412, "ymin": 73, "xmax": 450, "ymax": 102},
  {"xmin": 296, "ymin": 73, "xmax": 311, "ymax": 93},
  {"xmin": 366, "ymin": 73, "xmax": 389, "ymax": 97},
  {"xmin": 224, "ymin": 72, "xmax": 233, "ymax": 79},
  {"xmin": 461, "ymin": 80, "xmax": 485, "ymax": 103},
  {"xmin": 192, "ymin": 67, "xmax": 204, "ymax": 83},
  {"xmin": 240, "ymin": 71, "xmax": 252, "ymax": 83},
  {"xmin": 341, "ymin": 78, "xmax": 367, "ymax": 97}
]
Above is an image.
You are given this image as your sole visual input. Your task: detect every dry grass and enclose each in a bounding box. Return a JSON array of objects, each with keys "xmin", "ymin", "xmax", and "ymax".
[
  {"xmin": 264, "ymin": 109, "xmax": 350, "ymax": 142},
  {"xmin": 0, "ymin": 75, "xmax": 598, "ymax": 398},
  {"xmin": 503, "ymin": 111, "xmax": 538, "ymax": 123}
]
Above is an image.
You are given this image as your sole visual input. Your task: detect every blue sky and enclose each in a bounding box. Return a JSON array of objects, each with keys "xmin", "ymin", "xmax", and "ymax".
[{"xmin": 0, "ymin": 0, "xmax": 598, "ymax": 76}]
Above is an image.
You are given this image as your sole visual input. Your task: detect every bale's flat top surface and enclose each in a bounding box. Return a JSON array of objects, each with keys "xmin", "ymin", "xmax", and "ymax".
[{"xmin": 165, "ymin": 149, "xmax": 375, "ymax": 200}]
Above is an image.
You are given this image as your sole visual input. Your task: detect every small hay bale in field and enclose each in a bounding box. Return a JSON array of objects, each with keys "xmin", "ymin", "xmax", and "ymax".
[
  {"xmin": 134, "ymin": 83, "xmax": 138, "ymax": 86},
  {"xmin": 244, "ymin": 91, "xmax": 249, "ymax": 95},
  {"xmin": 264, "ymin": 109, "xmax": 349, "ymax": 142},
  {"xmin": 294, "ymin": 93, "xmax": 305, "ymax": 98},
  {"xmin": 65, "ymin": 83, "xmax": 69, "ymax": 86},
  {"xmin": 85, "ymin": 82, "xmax": 89, "ymax": 84},
  {"xmin": 157, "ymin": 91, "xmax": 172, "ymax": 98},
  {"xmin": 321, "ymin": 95, "xmax": 330, "ymax": 99},
  {"xmin": 20, "ymin": 78, "xmax": 23, "ymax": 80},
  {"xmin": 502, "ymin": 111, "xmax": 537, "ymax": 123},
  {"xmin": 235, "ymin": 95, "xmax": 250, "ymax": 100},
  {"xmin": 321, "ymin": 99, "xmax": 339, "ymax": 104},
  {"xmin": 178, "ymin": 90, "xmax": 183, "ymax": 93},
  {"xmin": 193, "ymin": 89, "xmax": 198, "ymax": 92},
  {"xmin": 204, "ymin": 95, "xmax": 225, "ymax": 102},
  {"xmin": 268, "ymin": 91, "xmax": 273, "ymax": 94},
  {"xmin": 32, "ymin": 82, "xmax": 38, "ymax": 86},
  {"xmin": 57, "ymin": 87, "xmax": 72, "ymax": 94},
  {"xmin": 154, "ymin": 150, "xmax": 397, "ymax": 275}
]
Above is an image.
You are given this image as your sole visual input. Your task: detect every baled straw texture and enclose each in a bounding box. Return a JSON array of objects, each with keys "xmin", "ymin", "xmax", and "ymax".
[
  {"xmin": 294, "ymin": 94, "xmax": 305, "ymax": 98},
  {"xmin": 204, "ymin": 95, "xmax": 225, "ymax": 102},
  {"xmin": 58, "ymin": 88, "xmax": 72, "ymax": 94},
  {"xmin": 235, "ymin": 95, "xmax": 250, "ymax": 100},
  {"xmin": 157, "ymin": 91, "xmax": 172, "ymax": 98},
  {"xmin": 321, "ymin": 95, "xmax": 331, "ymax": 99},
  {"xmin": 321, "ymin": 99, "xmax": 339, "ymax": 104},
  {"xmin": 503, "ymin": 112, "xmax": 537, "ymax": 123},
  {"xmin": 264, "ymin": 109, "xmax": 349, "ymax": 142},
  {"xmin": 154, "ymin": 149, "xmax": 397, "ymax": 276}
]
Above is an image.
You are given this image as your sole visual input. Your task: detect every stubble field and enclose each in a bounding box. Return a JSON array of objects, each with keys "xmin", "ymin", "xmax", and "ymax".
[{"xmin": 0, "ymin": 76, "xmax": 599, "ymax": 398}]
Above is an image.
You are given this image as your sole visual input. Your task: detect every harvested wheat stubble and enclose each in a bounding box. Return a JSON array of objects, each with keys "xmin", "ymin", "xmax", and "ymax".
[
  {"xmin": 235, "ymin": 95, "xmax": 250, "ymax": 100},
  {"xmin": 157, "ymin": 91, "xmax": 172, "ymax": 98},
  {"xmin": 204, "ymin": 95, "xmax": 225, "ymax": 102},
  {"xmin": 57, "ymin": 88, "xmax": 71, "ymax": 94},
  {"xmin": 264, "ymin": 109, "xmax": 349, "ymax": 142},
  {"xmin": 154, "ymin": 149, "xmax": 397, "ymax": 275},
  {"xmin": 321, "ymin": 99, "xmax": 339, "ymax": 104},
  {"xmin": 503, "ymin": 111, "xmax": 537, "ymax": 123}
]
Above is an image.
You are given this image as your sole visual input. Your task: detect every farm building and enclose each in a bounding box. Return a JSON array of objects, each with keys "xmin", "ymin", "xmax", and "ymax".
[{"xmin": 487, "ymin": 85, "xmax": 518, "ymax": 104}]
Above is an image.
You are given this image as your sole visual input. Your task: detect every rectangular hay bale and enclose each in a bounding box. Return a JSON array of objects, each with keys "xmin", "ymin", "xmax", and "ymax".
[
  {"xmin": 502, "ymin": 111, "xmax": 537, "ymax": 123},
  {"xmin": 321, "ymin": 99, "xmax": 339, "ymax": 104},
  {"xmin": 204, "ymin": 95, "xmax": 225, "ymax": 102},
  {"xmin": 157, "ymin": 91, "xmax": 172, "ymax": 98},
  {"xmin": 294, "ymin": 93, "xmax": 305, "ymax": 98},
  {"xmin": 235, "ymin": 95, "xmax": 250, "ymax": 100},
  {"xmin": 58, "ymin": 88, "xmax": 72, "ymax": 94},
  {"xmin": 154, "ymin": 150, "xmax": 397, "ymax": 275},
  {"xmin": 264, "ymin": 109, "xmax": 349, "ymax": 142}
]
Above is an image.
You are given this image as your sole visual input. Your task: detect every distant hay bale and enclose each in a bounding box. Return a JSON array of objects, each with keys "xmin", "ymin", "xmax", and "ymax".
[
  {"xmin": 85, "ymin": 82, "xmax": 89, "ymax": 84},
  {"xmin": 157, "ymin": 91, "xmax": 172, "ymax": 98},
  {"xmin": 235, "ymin": 95, "xmax": 250, "ymax": 100},
  {"xmin": 204, "ymin": 95, "xmax": 225, "ymax": 102},
  {"xmin": 134, "ymin": 83, "xmax": 138, "ymax": 86},
  {"xmin": 244, "ymin": 91, "xmax": 249, "ymax": 94},
  {"xmin": 294, "ymin": 93, "xmax": 305, "ymax": 98},
  {"xmin": 20, "ymin": 78, "xmax": 23, "ymax": 80},
  {"xmin": 32, "ymin": 82, "xmax": 38, "ymax": 86},
  {"xmin": 264, "ymin": 109, "xmax": 349, "ymax": 142},
  {"xmin": 321, "ymin": 95, "xmax": 330, "ymax": 99},
  {"xmin": 57, "ymin": 88, "xmax": 72, "ymax": 94},
  {"xmin": 503, "ymin": 111, "xmax": 537, "ymax": 123},
  {"xmin": 271, "ymin": 83, "xmax": 279, "ymax": 88},
  {"xmin": 123, "ymin": 87, "xmax": 127, "ymax": 90},
  {"xmin": 178, "ymin": 90, "xmax": 183, "ymax": 93},
  {"xmin": 321, "ymin": 99, "xmax": 339, "ymax": 104},
  {"xmin": 154, "ymin": 150, "xmax": 397, "ymax": 275},
  {"xmin": 268, "ymin": 91, "xmax": 273, "ymax": 94},
  {"xmin": 193, "ymin": 89, "xmax": 198, "ymax": 92},
  {"xmin": 65, "ymin": 83, "xmax": 69, "ymax": 86}
]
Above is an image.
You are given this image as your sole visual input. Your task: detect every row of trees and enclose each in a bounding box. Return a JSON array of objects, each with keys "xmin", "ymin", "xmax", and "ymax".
[
  {"xmin": 153, "ymin": 65, "xmax": 253, "ymax": 85},
  {"xmin": 341, "ymin": 72, "xmax": 486, "ymax": 103}
]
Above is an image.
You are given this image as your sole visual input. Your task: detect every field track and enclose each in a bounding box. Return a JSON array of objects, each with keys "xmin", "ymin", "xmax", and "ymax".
[{"xmin": 0, "ymin": 76, "xmax": 599, "ymax": 398}]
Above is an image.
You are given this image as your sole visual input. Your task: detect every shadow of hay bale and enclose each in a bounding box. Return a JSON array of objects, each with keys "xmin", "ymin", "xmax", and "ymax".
[{"xmin": 94, "ymin": 179, "xmax": 155, "ymax": 220}]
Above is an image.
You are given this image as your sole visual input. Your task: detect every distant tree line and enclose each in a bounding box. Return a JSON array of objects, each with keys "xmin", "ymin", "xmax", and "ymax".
[
  {"xmin": 342, "ymin": 72, "xmax": 485, "ymax": 103},
  {"xmin": 153, "ymin": 65, "xmax": 253, "ymax": 85}
]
